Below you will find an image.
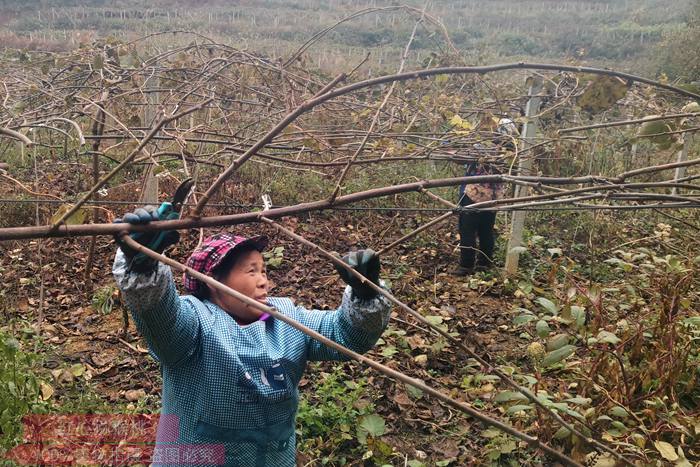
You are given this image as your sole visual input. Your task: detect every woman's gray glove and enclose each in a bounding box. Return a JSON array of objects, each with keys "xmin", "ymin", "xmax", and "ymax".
[{"xmin": 335, "ymin": 249, "xmax": 381, "ymax": 300}]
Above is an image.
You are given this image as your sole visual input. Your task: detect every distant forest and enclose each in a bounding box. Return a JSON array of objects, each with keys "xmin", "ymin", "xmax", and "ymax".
[{"xmin": 0, "ymin": 0, "xmax": 696, "ymax": 78}]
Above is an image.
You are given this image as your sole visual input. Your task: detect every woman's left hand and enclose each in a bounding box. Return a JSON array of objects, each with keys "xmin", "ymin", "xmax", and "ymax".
[{"xmin": 335, "ymin": 249, "xmax": 380, "ymax": 299}]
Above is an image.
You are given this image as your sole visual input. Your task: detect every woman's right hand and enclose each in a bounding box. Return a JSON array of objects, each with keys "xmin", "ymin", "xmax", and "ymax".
[{"xmin": 114, "ymin": 204, "xmax": 180, "ymax": 272}]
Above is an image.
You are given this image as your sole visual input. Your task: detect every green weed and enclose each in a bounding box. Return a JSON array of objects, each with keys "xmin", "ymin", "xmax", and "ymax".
[
  {"xmin": 91, "ymin": 285, "xmax": 118, "ymax": 315},
  {"xmin": 297, "ymin": 364, "xmax": 384, "ymax": 464},
  {"xmin": 506, "ymin": 233, "xmax": 700, "ymax": 461},
  {"xmin": 0, "ymin": 329, "xmax": 50, "ymax": 456}
]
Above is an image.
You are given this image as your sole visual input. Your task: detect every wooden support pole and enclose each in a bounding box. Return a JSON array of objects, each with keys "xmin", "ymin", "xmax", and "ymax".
[
  {"xmin": 141, "ymin": 70, "xmax": 160, "ymax": 204},
  {"xmin": 671, "ymin": 136, "xmax": 691, "ymax": 196},
  {"xmin": 505, "ymin": 76, "xmax": 543, "ymax": 274}
]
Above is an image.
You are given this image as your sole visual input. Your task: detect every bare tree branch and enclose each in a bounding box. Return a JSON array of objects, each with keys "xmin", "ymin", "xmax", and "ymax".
[
  {"xmin": 49, "ymin": 99, "xmax": 212, "ymax": 229},
  {"xmin": 558, "ymin": 112, "xmax": 700, "ymax": 134},
  {"xmin": 0, "ymin": 126, "xmax": 33, "ymax": 146}
]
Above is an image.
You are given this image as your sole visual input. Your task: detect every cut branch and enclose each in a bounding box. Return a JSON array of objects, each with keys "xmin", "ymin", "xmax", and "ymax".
[{"xmin": 377, "ymin": 212, "xmax": 453, "ymax": 255}]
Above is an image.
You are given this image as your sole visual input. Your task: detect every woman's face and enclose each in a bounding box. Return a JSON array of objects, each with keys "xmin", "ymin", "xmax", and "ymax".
[{"xmin": 210, "ymin": 249, "xmax": 269, "ymax": 324}]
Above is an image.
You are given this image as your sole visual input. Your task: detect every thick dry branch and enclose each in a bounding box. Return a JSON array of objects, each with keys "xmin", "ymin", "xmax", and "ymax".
[
  {"xmin": 0, "ymin": 174, "xmax": 605, "ymax": 241},
  {"xmin": 617, "ymin": 157, "xmax": 700, "ymax": 182},
  {"xmin": 193, "ymin": 101, "xmax": 319, "ymax": 214},
  {"xmin": 555, "ymin": 202, "xmax": 696, "ymax": 211},
  {"xmin": 608, "ymin": 192, "xmax": 698, "ymax": 203},
  {"xmin": 311, "ymin": 73, "xmax": 347, "ymax": 98},
  {"xmin": 491, "ymin": 194, "xmax": 605, "ymax": 211},
  {"xmin": 375, "ymin": 188, "xmax": 459, "ymax": 256},
  {"xmin": 635, "ymin": 125, "xmax": 700, "ymax": 139},
  {"xmin": 0, "ymin": 126, "xmax": 33, "ymax": 146},
  {"xmin": 419, "ymin": 187, "xmax": 459, "ymax": 209},
  {"xmin": 329, "ymin": 4, "xmax": 425, "ymax": 202},
  {"xmin": 84, "ymin": 100, "xmax": 108, "ymax": 284},
  {"xmin": 251, "ymin": 153, "xmax": 484, "ymax": 167},
  {"xmin": 314, "ymin": 63, "xmax": 700, "ymax": 106},
  {"xmin": 284, "ymin": 6, "xmax": 456, "ymax": 68}
]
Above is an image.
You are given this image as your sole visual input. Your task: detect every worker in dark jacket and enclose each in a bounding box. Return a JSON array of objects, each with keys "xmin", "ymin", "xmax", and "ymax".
[{"xmin": 453, "ymin": 118, "xmax": 517, "ymax": 276}]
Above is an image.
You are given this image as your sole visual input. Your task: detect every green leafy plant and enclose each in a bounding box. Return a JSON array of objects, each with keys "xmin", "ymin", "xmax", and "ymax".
[
  {"xmin": 508, "ymin": 232, "xmax": 700, "ymax": 461},
  {"xmin": 356, "ymin": 413, "xmax": 394, "ymax": 464},
  {"xmin": 91, "ymin": 285, "xmax": 118, "ymax": 315},
  {"xmin": 0, "ymin": 330, "xmax": 49, "ymax": 456},
  {"xmin": 481, "ymin": 428, "xmax": 519, "ymax": 464},
  {"xmin": 263, "ymin": 246, "xmax": 285, "ymax": 269},
  {"xmin": 297, "ymin": 365, "xmax": 381, "ymax": 464}
]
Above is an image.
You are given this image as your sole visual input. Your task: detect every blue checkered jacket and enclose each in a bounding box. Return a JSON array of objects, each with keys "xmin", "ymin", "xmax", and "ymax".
[{"xmin": 113, "ymin": 251, "xmax": 392, "ymax": 466}]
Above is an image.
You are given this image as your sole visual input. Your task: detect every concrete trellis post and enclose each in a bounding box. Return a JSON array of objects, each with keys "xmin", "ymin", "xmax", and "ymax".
[
  {"xmin": 671, "ymin": 136, "xmax": 691, "ymax": 196},
  {"xmin": 140, "ymin": 71, "xmax": 160, "ymax": 204},
  {"xmin": 505, "ymin": 76, "xmax": 543, "ymax": 274}
]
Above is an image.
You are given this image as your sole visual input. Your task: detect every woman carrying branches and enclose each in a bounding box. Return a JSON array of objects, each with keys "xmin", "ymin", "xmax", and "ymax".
[{"xmin": 112, "ymin": 203, "xmax": 392, "ymax": 466}]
